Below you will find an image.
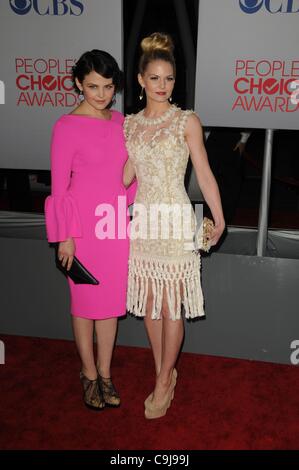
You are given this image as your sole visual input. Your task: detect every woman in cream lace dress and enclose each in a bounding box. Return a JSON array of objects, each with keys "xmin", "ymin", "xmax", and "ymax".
[{"xmin": 123, "ymin": 33, "xmax": 225, "ymax": 419}]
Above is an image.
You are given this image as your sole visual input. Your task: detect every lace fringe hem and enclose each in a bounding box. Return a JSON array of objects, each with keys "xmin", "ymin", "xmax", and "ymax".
[{"xmin": 126, "ymin": 254, "xmax": 205, "ymax": 320}]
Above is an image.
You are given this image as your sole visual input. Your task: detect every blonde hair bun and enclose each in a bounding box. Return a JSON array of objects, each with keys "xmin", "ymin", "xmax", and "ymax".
[{"xmin": 141, "ymin": 32, "xmax": 174, "ymax": 55}]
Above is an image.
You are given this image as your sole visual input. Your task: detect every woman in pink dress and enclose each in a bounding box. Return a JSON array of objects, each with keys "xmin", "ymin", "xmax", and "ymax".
[{"xmin": 45, "ymin": 50, "xmax": 136, "ymax": 410}]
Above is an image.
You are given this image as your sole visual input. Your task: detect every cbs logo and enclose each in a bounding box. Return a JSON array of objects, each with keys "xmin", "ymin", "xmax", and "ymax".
[
  {"xmin": 9, "ymin": 0, "xmax": 84, "ymax": 16},
  {"xmin": 239, "ymin": 0, "xmax": 299, "ymax": 14}
]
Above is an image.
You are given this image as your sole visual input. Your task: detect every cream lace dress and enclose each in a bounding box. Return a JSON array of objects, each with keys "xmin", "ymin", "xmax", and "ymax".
[{"xmin": 125, "ymin": 105, "xmax": 204, "ymax": 320}]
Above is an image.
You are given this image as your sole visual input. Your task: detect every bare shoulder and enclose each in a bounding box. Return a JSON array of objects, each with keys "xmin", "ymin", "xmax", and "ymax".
[{"xmin": 184, "ymin": 111, "xmax": 203, "ymax": 136}]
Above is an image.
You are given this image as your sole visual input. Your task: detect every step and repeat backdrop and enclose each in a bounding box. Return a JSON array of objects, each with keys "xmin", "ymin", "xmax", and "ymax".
[
  {"xmin": 0, "ymin": 0, "xmax": 122, "ymax": 169},
  {"xmin": 195, "ymin": 0, "xmax": 299, "ymax": 130},
  {"xmin": 1, "ymin": 0, "xmax": 298, "ymax": 172}
]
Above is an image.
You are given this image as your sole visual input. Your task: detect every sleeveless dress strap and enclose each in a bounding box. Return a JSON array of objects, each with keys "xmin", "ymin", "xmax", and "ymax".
[
  {"xmin": 124, "ymin": 114, "xmax": 133, "ymax": 140},
  {"xmin": 177, "ymin": 109, "xmax": 196, "ymax": 142}
]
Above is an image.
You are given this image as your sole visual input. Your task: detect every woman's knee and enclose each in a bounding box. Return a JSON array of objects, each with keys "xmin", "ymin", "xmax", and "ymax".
[{"xmin": 161, "ymin": 298, "xmax": 170, "ymax": 319}]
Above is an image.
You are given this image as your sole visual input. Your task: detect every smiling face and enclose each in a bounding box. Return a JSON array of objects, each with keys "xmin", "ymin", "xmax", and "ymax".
[
  {"xmin": 75, "ymin": 70, "xmax": 115, "ymax": 111},
  {"xmin": 138, "ymin": 59, "xmax": 175, "ymax": 104}
]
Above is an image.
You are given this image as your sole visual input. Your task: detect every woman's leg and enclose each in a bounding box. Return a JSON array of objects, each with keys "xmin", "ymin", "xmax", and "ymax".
[
  {"xmin": 151, "ymin": 297, "xmax": 184, "ymax": 403},
  {"xmin": 72, "ymin": 316, "xmax": 97, "ymax": 379},
  {"xmin": 94, "ymin": 317, "xmax": 118, "ymax": 378},
  {"xmin": 144, "ymin": 283, "xmax": 184, "ymax": 403},
  {"xmin": 143, "ymin": 281, "xmax": 163, "ymax": 376},
  {"xmin": 95, "ymin": 317, "xmax": 120, "ymax": 407},
  {"xmin": 72, "ymin": 316, "xmax": 105, "ymax": 410}
]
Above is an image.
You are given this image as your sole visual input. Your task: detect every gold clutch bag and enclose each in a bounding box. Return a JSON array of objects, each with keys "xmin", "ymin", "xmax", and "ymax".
[{"xmin": 194, "ymin": 217, "xmax": 214, "ymax": 252}]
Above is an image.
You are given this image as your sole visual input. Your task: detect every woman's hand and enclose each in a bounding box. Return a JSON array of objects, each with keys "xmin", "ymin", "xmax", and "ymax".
[
  {"xmin": 58, "ymin": 238, "xmax": 75, "ymax": 271},
  {"xmin": 209, "ymin": 219, "xmax": 226, "ymax": 247}
]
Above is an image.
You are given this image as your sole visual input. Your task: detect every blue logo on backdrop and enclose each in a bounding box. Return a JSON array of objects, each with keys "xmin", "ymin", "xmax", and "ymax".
[
  {"xmin": 9, "ymin": 0, "xmax": 84, "ymax": 16},
  {"xmin": 239, "ymin": 0, "xmax": 299, "ymax": 13},
  {"xmin": 239, "ymin": 0, "xmax": 264, "ymax": 13}
]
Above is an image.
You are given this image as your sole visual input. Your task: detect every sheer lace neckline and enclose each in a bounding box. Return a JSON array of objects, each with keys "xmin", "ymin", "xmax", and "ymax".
[{"xmin": 136, "ymin": 105, "xmax": 178, "ymax": 126}]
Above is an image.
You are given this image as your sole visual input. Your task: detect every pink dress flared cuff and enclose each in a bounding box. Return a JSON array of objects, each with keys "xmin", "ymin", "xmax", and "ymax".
[{"xmin": 44, "ymin": 193, "xmax": 82, "ymax": 242}]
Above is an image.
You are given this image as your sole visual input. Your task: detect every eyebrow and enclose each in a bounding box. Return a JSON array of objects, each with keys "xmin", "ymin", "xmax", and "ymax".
[
  {"xmin": 86, "ymin": 81, "xmax": 113, "ymax": 85},
  {"xmin": 148, "ymin": 74, "xmax": 174, "ymax": 77}
]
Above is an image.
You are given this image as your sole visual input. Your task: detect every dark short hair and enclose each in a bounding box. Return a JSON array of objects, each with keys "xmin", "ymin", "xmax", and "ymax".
[{"xmin": 72, "ymin": 49, "xmax": 123, "ymax": 94}]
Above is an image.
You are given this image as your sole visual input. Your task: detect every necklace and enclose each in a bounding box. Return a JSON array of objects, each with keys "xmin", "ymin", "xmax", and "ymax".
[{"xmin": 136, "ymin": 105, "xmax": 178, "ymax": 126}]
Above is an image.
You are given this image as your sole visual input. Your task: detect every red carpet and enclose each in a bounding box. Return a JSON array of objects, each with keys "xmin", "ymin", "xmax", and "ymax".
[{"xmin": 1, "ymin": 334, "xmax": 299, "ymax": 450}]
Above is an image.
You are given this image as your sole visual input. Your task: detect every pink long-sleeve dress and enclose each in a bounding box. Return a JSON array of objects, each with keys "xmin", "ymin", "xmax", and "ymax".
[{"xmin": 44, "ymin": 110, "xmax": 136, "ymax": 319}]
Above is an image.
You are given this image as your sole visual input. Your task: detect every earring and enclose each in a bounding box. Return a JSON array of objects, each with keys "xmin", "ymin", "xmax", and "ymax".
[
  {"xmin": 169, "ymin": 96, "xmax": 173, "ymax": 102},
  {"xmin": 139, "ymin": 87, "xmax": 144, "ymax": 101},
  {"xmin": 78, "ymin": 90, "xmax": 84, "ymax": 102}
]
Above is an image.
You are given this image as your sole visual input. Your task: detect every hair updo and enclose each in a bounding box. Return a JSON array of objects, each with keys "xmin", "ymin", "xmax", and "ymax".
[{"xmin": 139, "ymin": 32, "xmax": 176, "ymax": 76}]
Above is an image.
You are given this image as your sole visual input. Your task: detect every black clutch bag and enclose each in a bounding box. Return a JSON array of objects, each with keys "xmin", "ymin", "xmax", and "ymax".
[{"xmin": 54, "ymin": 244, "xmax": 99, "ymax": 285}]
